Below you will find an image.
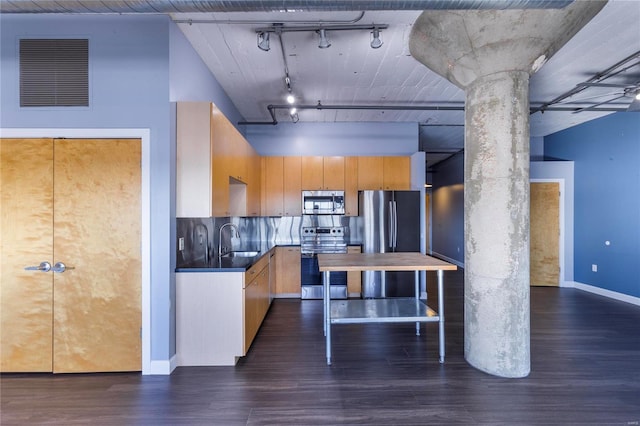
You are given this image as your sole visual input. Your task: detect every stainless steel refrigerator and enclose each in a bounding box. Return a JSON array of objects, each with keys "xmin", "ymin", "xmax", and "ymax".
[{"xmin": 359, "ymin": 190, "xmax": 421, "ymax": 298}]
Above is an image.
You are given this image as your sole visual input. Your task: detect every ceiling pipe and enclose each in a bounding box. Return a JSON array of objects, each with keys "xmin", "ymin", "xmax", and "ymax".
[
  {"xmin": 238, "ymin": 102, "xmax": 628, "ymax": 126},
  {"xmin": 0, "ymin": 1, "xmax": 575, "ymax": 14}
]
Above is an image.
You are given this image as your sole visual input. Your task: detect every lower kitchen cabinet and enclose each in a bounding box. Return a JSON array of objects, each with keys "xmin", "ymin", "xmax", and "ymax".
[
  {"xmin": 274, "ymin": 246, "xmax": 301, "ymax": 298},
  {"xmin": 347, "ymin": 245, "xmax": 362, "ymax": 297},
  {"xmin": 176, "ymin": 256, "xmax": 271, "ymax": 366}
]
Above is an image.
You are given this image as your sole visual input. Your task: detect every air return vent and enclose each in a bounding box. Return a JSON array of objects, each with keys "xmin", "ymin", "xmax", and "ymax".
[{"xmin": 20, "ymin": 39, "xmax": 89, "ymax": 107}]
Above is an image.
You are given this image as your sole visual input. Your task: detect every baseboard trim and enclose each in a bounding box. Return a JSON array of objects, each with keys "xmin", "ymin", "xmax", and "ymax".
[
  {"xmin": 429, "ymin": 251, "xmax": 464, "ymax": 269},
  {"xmin": 146, "ymin": 358, "xmax": 176, "ymax": 375},
  {"xmin": 567, "ymin": 281, "xmax": 640, "ymax": 306}
]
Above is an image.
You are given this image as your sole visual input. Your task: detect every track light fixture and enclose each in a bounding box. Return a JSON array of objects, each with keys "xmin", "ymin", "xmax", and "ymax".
[
  {"xmin": 370, "ymin": 28, "xmax": 383, "ymax": 49},
  {"xmin": 257, "ymin": 32, "xmax": 270, "ymax": 51},
  {"xmin": 317, "ymin": 29, "xmax": 331, "ymax": 49}
]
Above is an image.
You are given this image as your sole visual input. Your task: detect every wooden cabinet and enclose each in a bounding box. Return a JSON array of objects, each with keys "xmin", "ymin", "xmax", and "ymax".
[
  {"xmin": 347, "ymin": 246, "xmax": 362, "ymax": 297},
  {"xmin": 176, "ymin": 252, "xmax": 272, "ymax": 367},
  {"xmin": 262, "ymin": 156, "xmax": 284, "ymax": 216},
  {"xmin": 243, "ymin": 255, "xmax": 270, "ymax": 352},
  {"xmin": 275, "ymin": 246, "xmax": 301, "ymax": 297},
  {"xmin": 357, "ymin": 157, "xmax": 384, "ymax": 190},
  {"xmin": 344, "ymin": 157, "xmax": 359, "ymax": 216},
  {"xmin": 301, "ymin": 156, "xmax": 324, "ymax": 190},
  {"xmin": 283, "ymin": 157, "xmax": 302, "ymax": 216},
  {"xmin": 301, "ymin": 156, "xmax": 345, "ymax": 190},
  {"xmin": 383, "ymin": 157, "xmax": 411, "ymax": 190},
  {"xmin": 246, "ymin": 148, "xmax": 261, "ymax": 216},
  {"xmin": 177, "ymin": 102, "xmax": 260, "ymax": 218}
]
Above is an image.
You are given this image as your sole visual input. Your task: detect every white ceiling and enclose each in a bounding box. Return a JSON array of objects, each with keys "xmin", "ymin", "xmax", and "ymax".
[{"xmin": 172, "ymin": 1, "xmax": 640, "ymax": 168}]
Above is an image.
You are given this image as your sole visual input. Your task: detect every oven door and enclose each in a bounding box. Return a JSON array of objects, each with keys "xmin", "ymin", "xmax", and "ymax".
[{"xmin": 301, "ymin": 253, "xmax": 347, "ymax": 299}]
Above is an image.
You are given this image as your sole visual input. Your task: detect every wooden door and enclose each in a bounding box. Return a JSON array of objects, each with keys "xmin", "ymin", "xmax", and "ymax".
[
  {"xmin": 1, "ymin": 138, "xmax": 54, "ymax": 372},
  {"xmin": 530, "ymin": 182, "xmax": 560, "ymax": 286},
  {"xmin": 1, "ymin": 138, "xmax": 141, "ymax": 373},
  {"xmin": 53, "ymin": 139, "xmax": 141, "ymax": 372},
  {"xmin": 275, "ymin": 247, "xmax": 301, "ymax": 297}
]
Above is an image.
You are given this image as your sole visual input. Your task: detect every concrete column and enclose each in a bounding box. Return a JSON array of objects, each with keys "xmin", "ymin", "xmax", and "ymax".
[
  {"xmin": 464, "ymin": 71, "xmax": 531, "ymax": 377},
  {"xmin": 409, "ymin": 1, "xmax": 606, "ymax": 377}
]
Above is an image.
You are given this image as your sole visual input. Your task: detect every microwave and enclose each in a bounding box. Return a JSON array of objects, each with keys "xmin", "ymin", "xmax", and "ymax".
[{"xmin": 302, "ymin": 190, "xmax": 345, "ymax": 215}]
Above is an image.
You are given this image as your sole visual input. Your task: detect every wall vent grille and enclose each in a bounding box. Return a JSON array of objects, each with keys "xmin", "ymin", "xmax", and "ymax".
[{"xmin": 20, "ymin": 39, "xmax": 89, "ymax": 107}]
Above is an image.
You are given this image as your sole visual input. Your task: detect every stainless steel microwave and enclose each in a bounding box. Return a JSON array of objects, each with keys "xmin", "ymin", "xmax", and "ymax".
[{"xmin": 302, "ymin": 190, "xmax": 345, "ymax": 215}]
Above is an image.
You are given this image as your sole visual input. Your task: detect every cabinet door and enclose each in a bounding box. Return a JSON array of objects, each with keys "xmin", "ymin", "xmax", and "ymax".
[
  {"xmin": 323, "ymin": 156, "xmax": 345, "ymax": 190},
  {"xmin": 344, "ymin": 157, "xmax": 359, "ymax": 216},
  {"xmin": 301, "ymin": 156, "xmax": 324, "ymax": 190},
  {"xmin": 247, "ymin": 146, "xmax": 261, "ymax": 216},
  {"xmin": 262, "ymin": 157, "xmax": 284, "ymax": 216},
  {"xmin": 243, "ymin": 279, "xmax": 259, "ymax": 354},
  {"xmin": 357, "ymin": 157, "xmax": 384, "ymax": 190},
  {"xmin": 283, "ymin": 157, "xmax": 302, "ymax": 216},
  {"xmin": 211, "ymin": 106, "xmax": 232, "ymax": 216},
  {"xmin": 176, "ymin": 102, "xmax": 212, "ymax": 217},
  {"xmin": 384, "ymin": 156, "xmax": 411, "ymax": 190},
  {"xmin": 347, "ymin": 246, "xmax": 362, "ymax": 297},
  {"xmin": 275, "ymin": 247, "xmax": 301, "ymax": 297}
]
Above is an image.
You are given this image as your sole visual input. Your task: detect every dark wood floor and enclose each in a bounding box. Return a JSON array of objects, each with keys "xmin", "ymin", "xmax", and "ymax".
[{"xmin": 2, "ymin": 269, "xmax": 640, "ymax": 425}]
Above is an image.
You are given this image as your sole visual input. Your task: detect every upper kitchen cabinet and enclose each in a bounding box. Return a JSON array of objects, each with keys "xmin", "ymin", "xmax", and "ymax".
[
  {"xmin": 301, "ymin": 156, "xmax": 345, "ymax": 190},
  {"xmin": 283, "ymin": 157, "xmax": 302, "ymax": 216},
  {"xmin": 344, "ymin": 157, "xmax": 359, "ymax": 216},
  {"xmin": 383, "ymin": 157, "xmax": 411, "ymax": 190},
  {"xmin": 176, "ymin": 102, "xmax": 213, "ymax": 217},
  {"xmin": 177, "ymin": 102, "xmax": 261, "ymax": 217},
  {"xmin": 357, "ymin": 157, "xmax": 384, "ymax": 190},
  {"xmin": 262, "ymin": 156, "xmax": 283, "ymax": 216}
]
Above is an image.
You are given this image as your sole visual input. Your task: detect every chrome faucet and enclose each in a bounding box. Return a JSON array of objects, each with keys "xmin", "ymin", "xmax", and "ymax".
[{"xmin": 218, "ymin": 223, "xmax": 240, "ymax": 257}]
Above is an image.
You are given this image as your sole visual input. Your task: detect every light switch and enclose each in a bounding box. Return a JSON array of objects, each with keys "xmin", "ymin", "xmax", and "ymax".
[{"xmin": 591, "ymin": 264, "xmax": 597, "ymax": 272}]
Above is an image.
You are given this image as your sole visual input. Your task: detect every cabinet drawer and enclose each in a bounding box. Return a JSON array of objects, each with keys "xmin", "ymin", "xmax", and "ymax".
[{"xmin": 244, "ymin": 254, "xmax": 269, "ymax": 288}]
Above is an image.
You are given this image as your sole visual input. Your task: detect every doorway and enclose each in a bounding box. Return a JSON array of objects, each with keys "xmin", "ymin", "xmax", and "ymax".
[
  {"xmin": 1, "ymin": 138, "xmax": 142, "ymax": 373},
  {"xmin": 530, "ymin": 181, "xmax": 562, "ymax": 286}
]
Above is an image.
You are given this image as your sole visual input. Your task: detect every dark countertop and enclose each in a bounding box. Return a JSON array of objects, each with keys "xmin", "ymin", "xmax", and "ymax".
[
  {"xmin": 176, "ymin": 242, "xmax": 281, "ymax": 273},
  {"xmin": 176, "ymin": 243, "xmax": 361, "ymax": 273}
]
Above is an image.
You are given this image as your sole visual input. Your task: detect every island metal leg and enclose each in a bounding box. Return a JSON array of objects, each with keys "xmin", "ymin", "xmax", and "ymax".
[
  {"xmin": 324, "ymin": 270, "xmax": 332, "ymax": 365},
  {"xmin": 415, "ymin": 270, "xmax": 420, "ymax": 336},
  {"xmin": 437, "ymin": 269, "xmax": 445, "ymax": 363}
]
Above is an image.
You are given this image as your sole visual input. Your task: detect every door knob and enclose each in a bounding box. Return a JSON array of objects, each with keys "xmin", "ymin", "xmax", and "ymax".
[
  {"xmin": 24, "ymin": 261, "xmax": 52, "ymax": 272},
  {"xmin": 52, "ymin": 262, "xmax": 75, "ymax": 273}
]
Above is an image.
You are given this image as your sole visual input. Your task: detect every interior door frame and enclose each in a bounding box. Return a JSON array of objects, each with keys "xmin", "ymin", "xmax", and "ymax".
[
  {"xmin": 0, "ymin": 128, "xmax": 153, "ymax": 374},
  {"xmin": 530, "ymin": 178, "xmax": 565, "ymax": 287}
]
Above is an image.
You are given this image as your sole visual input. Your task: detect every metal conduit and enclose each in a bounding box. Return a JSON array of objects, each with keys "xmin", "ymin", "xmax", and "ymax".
[
  {"xmin": 1, "ymin": 0, "xmax": 575, "ymax": 14},
  {"xmin": 239, "ymin": 102, "xmax": 627, "ymax": 125}
]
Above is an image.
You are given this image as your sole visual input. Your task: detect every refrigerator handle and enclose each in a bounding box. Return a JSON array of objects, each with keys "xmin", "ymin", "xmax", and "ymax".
[
  {"xmin": 389, "ymin": 201, "xmax": 396, "ymax": 251},
  {"xmin": 392, "ymin": 200, "xmax": 398, "ymax": 249}
]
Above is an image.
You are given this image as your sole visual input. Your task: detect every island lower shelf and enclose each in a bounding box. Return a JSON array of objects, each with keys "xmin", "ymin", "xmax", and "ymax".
[{"xmin": 330, "ymin": 298, "xmax": 439, "ymax": 324}]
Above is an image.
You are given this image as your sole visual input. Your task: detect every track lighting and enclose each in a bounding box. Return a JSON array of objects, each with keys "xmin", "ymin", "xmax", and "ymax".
[
  {"xmin": 317, "ymin": 29, "xmax": 331, "ymax": 49},
  {"xmin": 370, "ymin": 28, "xmax": 383, "ymax": 49},
  {"xmin": 257, "ymin": 32, "xmax": 270, "ymax": 51}
]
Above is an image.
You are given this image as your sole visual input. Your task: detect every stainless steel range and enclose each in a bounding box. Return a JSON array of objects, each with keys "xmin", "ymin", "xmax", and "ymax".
[{"xmin": 301, "ymin": 226, "xmax": 348, "ymax": 299}]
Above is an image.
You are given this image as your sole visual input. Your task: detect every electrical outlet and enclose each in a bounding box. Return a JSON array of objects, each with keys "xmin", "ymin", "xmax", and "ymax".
[
  {"xmin": 591, "ymin": 264, "xmax": 597, "ymax": 272},
  {"xmin": 178, "ymin": 237, "xmax": 184, "ymax": 251}
]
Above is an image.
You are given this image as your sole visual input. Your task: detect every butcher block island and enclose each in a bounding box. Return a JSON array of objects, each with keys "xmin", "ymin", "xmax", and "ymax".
[{"xmin": 318, "ymin": 252, "xmax": 457, "ymax": 365}]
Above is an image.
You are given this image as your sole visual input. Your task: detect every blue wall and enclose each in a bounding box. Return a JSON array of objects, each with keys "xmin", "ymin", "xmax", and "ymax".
[
  {"xmin": 0, "ymin": 14, "xmax": 175, "ymax": 363},
  {"xmin": 545, "ymin": 112, "xmax": 640, "ymax": 298},
  {"xmin": 0, "ymin": 14, "xmax": 246, "ymax": 367},
  {"xmin": 431, "ymin": 152, "xmax": 465, "ymax": 266},
  {"xmin": 246, "ymin": 122, "xmax": 419, "ymax": 156}
]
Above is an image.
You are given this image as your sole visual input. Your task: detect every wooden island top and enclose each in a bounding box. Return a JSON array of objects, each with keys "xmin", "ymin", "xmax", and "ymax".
[{"xmin": 317, "ymin": 252, "xmax": 457, "ymax": 272}]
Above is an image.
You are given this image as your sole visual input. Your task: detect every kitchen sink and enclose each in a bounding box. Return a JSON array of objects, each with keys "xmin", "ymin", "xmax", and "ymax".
[{"xmin": 221, "ymin": 251, "xmax": 260, "ymax": 258}]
